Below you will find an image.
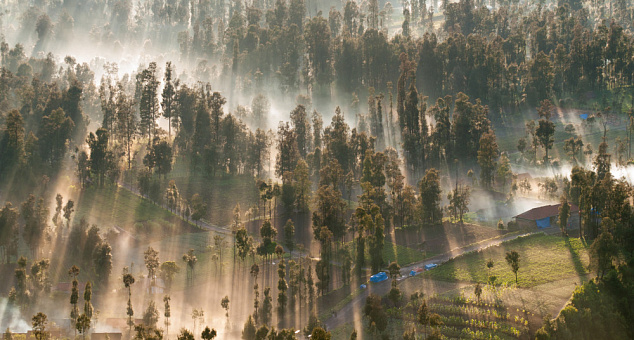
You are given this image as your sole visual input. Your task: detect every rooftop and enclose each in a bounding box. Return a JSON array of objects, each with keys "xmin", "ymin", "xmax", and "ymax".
[{"xmin": 514, "ymin": 203, "xmax": 579, "ymax": 221}]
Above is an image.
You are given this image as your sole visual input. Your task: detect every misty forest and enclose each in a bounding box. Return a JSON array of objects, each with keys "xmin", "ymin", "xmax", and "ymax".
[{"xmin": 0, "ymin": 0, "xmax": 634, "ymax": 338}]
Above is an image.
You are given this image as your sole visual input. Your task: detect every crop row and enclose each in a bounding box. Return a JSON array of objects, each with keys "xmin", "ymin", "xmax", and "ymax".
[
  {"xmin": 438, "ymin": 325, "xmax": 518, "ymax": 340},
  {"xmin": 439, "ymin": 314, "xmax": 526, "ymax": 337}
]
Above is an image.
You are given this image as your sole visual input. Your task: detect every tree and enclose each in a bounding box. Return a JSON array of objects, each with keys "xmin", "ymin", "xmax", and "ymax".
[
  {"xmin": 76, "ymin": 314, "xmax": 91, "ymax": 340},
  {"xmin": 257, "ymin": 220, "xmax": 277, "ymax": 262},
  {"xmin": 235, "ymin": 227, "xmax": 253, "ymax": 263},
  {"xmin": 0, "ymin": 202, "xmax": 19, "ymax": 264},
  {"xmin": 388, "ymin": 261, "xmax": 401, "ymax": 281},
  {"xmin": 283, "ymin": 219, "xmax": 295, "ymax": 256},
  {"xmin": 536, "ymin": 100, "xmax": 556, "ymax": 164},
  {"xmin": 277, "ymin": 259, "xmax": 288, "ymax": 318},
  {"xmin": 417, "ymin": 299, "xmax": 429, "ymax": 335},
  {"xmin": 447, "ymin": 185, "xmax": 471, "ymax": 223},
  {"xmin": 486, "ymin": 259, "xmax": 494, "ymax": 282},
  {"xmin": 364, "ymin": 294, "xmax": 387, "ymax": 332},
  {"xmin": 21, "ymin": 195, "xmax": 49, "ymax": 257},
  {"xmin": 559, "ymin": 196, "xmax": 571, "ymax": 236},
  {"xmin": 144, "ymin": 247, "xmax": 160, "ymax": 283},
  {"xmin": 221, "ymin": 296, "xmax": 230, "ymax": 323},
  {"xmin": 32, "ymin": 312, "xmax": 48, "ymax": 340},
  {"xmin": 177, "ymin": 329, "xmax": 195, "ymax": 340},
  {"xmin": 478, "ymin": 130, "xmax": 499, "ymax": 189},
  {"xmin": 116, "ymin": 84, "xmax": 137, "ymax": 170},
  {"xmin": 310, "ymin": 327, "xmax": 332, "ymax": 340},
  {"xmin": 83, "ymin": 282, "xmax": 93, "ymax": 323},
  {"xmin": 536, "ymin": 120, "xmax": 556, "ymax": 164},
  {"xmin": 164, "ymin": 295, "xmax": 171, "ymax": 339},
  {"xmin": 304, "ymin": 16, "xmax": 333, "ymax": 97},
  {"xmin": 242, "ymin": 315, "xmax": 256, "ymax": 340},
  {"xmin": 0, "ymin": 110, "xmax": 24, "ymax": 178},
  {"xmin": 143, "ymin": 301, "xmax": 159, "ymax": 328},
  {"xmin": 182, "ymin": 249, "xmax": 197, "ymax": 284},
  {"xmin": 564, "ymin": 137, "xmax": 584, "ymax": 164},
  {"xmin": 38, "ymin": 108, "xmax": 74, "ymax": 168},
  {"xmin": 590, "ymin": 218, "xmax": 618, "ymax": 279},
  {"xmin": 419, "ymin": 168, "xmax": 442, "ymax": 225},
  {"xmin": 69, "ymin": 266, "xmax": 80, "ymax": 333},
  {"xmin": 505, "ymin": 251, "xmax": 520, "ymax": 284},
  {"xmin": 87, "ymin": 128, "xmax": 117, "ymax": 186},
  {"xmin": 290, "ymin": 104, "xmax": 312, "ymax": 158},
  {"xmin": 123, "ymin": 272, "xmax": 136, "ymax": 331},
  {"xmin": 190, "ymin": 194, "xmax": 206, "ymax": 225},
  {"xmin": 191, "ymin": 309, "xmax": 204, "ymax": 336},
  {"xmin": 261, "ymin": 287, "xmax": 273, "ymax": 326},
  {"xmin": 294, "ymin": 159, "xmax": 312, "ymax": 212},
  {"xmin": 162, "ymin": 62, "xmax": 177, "ymax": 138},
  {"xmin": 201, "ymin": 326, "xmax": 216, "ymax": 340},
  {"xmin": 93, "ymin": 242, "xmax": 112, "ymax": 284},
  {"xmin": 369, "ymin": 213, "xmax": 385, "ymax": 274},
  {"xmin": 138, "ymin": 62, "xmax": 160, "ymax": 142},
  {"xmin": 276, "ymin": 122, "xmax": 300, "ymax": 179},
  {"xmin": 474, "ymin": 282, "xmax": 482, "ymax": 303},
  {"xmin": 144, "ymin": 137, "xmax": 173, "ymax": 179}
]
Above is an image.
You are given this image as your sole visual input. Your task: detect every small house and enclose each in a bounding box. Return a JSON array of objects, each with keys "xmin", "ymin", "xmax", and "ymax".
[{"xmin": 514, "ymin": 203, "xmax": 580, "ymax": 230}]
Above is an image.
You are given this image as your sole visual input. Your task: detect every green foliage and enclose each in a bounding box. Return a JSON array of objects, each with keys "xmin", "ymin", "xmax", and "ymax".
[
  {"xmin": 364, "ymin": 293, "xmax": 388, "ymax": 332},
  {"xmin": 418, "ymin": 168, "xmax": 443, "ymax": 226}
]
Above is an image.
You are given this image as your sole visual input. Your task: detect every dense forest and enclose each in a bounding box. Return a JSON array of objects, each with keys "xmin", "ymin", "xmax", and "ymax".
[{"xmin": 0, "ymin": 0, "xmax": 633, "ymax": 339}]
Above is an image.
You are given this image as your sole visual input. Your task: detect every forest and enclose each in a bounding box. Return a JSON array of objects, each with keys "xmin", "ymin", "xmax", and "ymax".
[{"xmin": 0, "ymin": 0, "xmax": 633, "ymax": 339}]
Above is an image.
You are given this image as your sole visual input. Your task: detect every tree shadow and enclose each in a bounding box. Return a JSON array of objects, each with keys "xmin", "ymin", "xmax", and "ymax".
[{"xmin": 564, "ymin": 237, "xmax": 587, "ymax": 279}]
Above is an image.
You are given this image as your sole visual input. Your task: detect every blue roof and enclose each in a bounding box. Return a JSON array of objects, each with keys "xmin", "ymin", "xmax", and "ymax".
[{"xmin": 579, "ymin": 113, "xmax": 589, "ymax": 120}]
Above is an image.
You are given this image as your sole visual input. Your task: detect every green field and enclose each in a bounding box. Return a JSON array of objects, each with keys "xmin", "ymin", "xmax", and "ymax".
[
  {"xmin": 74, "ymin": 185, "xmax": 196, "ymax": 235},
  {"xmin": 344, "ymin": 241, "xmax": 436, "ymax": 268},
  {"xmin": 426, "ymin": 234, "xmax": 590, "ymax": 287}
]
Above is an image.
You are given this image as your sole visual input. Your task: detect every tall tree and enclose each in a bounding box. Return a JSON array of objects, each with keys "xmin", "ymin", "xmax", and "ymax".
[
  {"xmin": 93, "ymin": 242, "xmax": 112, "ymax": 285},
  {"xmin": 162, "ymin": 62, "xmax": 177, "ymax": 138},
  {"xmin": 418, "ymin": 169, "xmax": 442, "ymax": 226},
  {"xmin": 123, "ymin": 272, "xmax": 136, "ymax": 331},
  {"xmin": 477, "ymin": 130, "xmax": 499, "ymax": 189},
  {"xmin": 38, "ymin": 108, "xmax": 74, "ymax": 168},
  {"xmin": 87, "ymin": 128, "xmax": 117, "ymax": 186},
  {"xmin": 32, "ymin": 312, "xmax": 48, "ymax": 340},
  {"xmin": 164, "ymin": 295, "xmax": 171, "ymax": 338},
  {"xmin": 82, "ymin": 282, "xmax": 93, "ymax": 326},
  {"xmin": 559, "ymin": 196, "xmax": 571, "ymax": 236},
  {"xmin": 144, "ymin": 247, "xmax": 160, "ymax": 283},
  {"xmin": 138, "ymin": 62, "xmax": 160, "ymax": 143},
  {"xmin": 536, "ymin": 100, "xmax": 555, "ymax": 164},
  {"xmin": 182, "ymin": 249, "xmax": 197, "ymax": 284},
  {"xmin": 116, "ymin": 84, "xmax": 137, "ymax": 170},
  {"xmin": 0, "ymin": 110, "xmax": 24, "ymax": 178},
  {"xmin": 276, "ymin": 122, "xmax": 300, "ymax": 179},
  {"xmin": 505, "ymin": 251, "xmax": 520, "ymax": 284}
]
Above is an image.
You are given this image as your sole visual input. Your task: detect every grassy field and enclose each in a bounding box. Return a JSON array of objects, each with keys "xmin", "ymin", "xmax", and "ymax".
[
  {"xmin": 344, "ymin": 241, "xmax": 436, "ymax": 268},
  {"xmin": 74, "ymin": 185, "xmax": 197, "ymax": 235},
  {"xmin": 426, "ymin": 233, "xmax": 590, "ymax": 287}
]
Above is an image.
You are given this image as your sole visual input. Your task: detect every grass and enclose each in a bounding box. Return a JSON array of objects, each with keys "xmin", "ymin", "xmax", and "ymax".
[
  {"xmin": 74, "ymin": 185, "xmax": 196, "ymax": 235},
  {"xmin": 425, "ymin": 233, "xmax": 590, "ymax": 288},
  {"xmin": 344, "ymin": 241, "xmax": 437, "ymax": 268},
  {"xmin": 382, "ymin": 241, "xmax": 437, "ymax": 266}
]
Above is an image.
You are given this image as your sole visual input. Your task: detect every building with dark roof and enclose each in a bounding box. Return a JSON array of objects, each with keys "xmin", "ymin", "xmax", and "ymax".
[{"xmin": 514, "ymin": 203, "xmax": 580, "ymax": 229}]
